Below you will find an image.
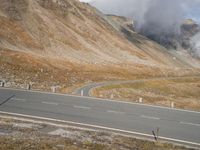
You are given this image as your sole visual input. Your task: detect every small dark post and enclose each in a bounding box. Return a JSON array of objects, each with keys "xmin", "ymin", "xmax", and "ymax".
[
  {"xmin": 152, "ymin": 127, "xmax": 160, "ymax": 141},
  {"xmin": 156, "ymin": 127, "xmax": 159, "ymax": 140},
  {"xmin": 152, "ymin": 130, "xmax": 157, "ymax": 141}
]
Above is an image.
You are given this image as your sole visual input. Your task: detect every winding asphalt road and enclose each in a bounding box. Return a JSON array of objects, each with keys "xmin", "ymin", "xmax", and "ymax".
[
  {"xmin": 73, "ymin": 76, "xmax": 200, "ymax": 97},
  {"xmin": 73, "ymin": 79, "xmax": 152, "ymax": 97},
  {"xmin": 0, "ymin": 87, "xmax": 200, "ymax": 148}
]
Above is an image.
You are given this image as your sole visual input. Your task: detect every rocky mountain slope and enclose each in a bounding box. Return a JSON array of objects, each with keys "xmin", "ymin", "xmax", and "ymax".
[
  {"xmin": 0, "ymin": 0, "xmax": 200, "ymax": 91},
  {"xmin": 0, "ymin": 0, "xmax": 195, "ymax": 66},
  {"xmin": 0, "ymin": 0, "xmax": 146, "ymax": 65},
  {"xmin": 181, "ymin": 19, "xmax": 200, "ymax": 50},
  {"xmin": 106, "ymin": 15, "xmax": 200, "ymax": 67}
]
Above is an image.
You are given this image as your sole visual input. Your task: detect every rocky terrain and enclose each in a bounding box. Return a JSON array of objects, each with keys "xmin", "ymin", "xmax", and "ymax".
[
  {"xmin": 181, "ymin": 19, "xmax": 200, "ymax": 50},
  {"xmin": 139, "ymin": 18, "xmax": 200, "ymax": 55},
  {"xmin": 0, "ymin": 0, "xmax": 155, "ymax": 64},
  {"xmin": 106, "ymin": 15, "xmax": 200, "ymax": 68},
  {"xmin": 0, "ymin": 116, "xmax": 195, "ymax": 150}
]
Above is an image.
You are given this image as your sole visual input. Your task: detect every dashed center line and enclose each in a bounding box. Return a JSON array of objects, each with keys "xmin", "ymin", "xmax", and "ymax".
[
  {"xmin": 179, "ymin": 121, "xmax": 200, "ymax": 127},
  {"xmin": 141, "ymin": 115, "xmax": 160, "ymax": 120},
  {"xmin": 107, "ymin": 110, "xmax": 125, "ymax": 114},
  {"xmin": 11, "ymin": 98, "xmax": 26, "ymax": 102},
  {"xmin": 73, "ymin": 105, "xmax": 91, "ymax": 110},
  {"xmin": 42, "ymin": 101, "xmax": 58, "ymax": 106}
]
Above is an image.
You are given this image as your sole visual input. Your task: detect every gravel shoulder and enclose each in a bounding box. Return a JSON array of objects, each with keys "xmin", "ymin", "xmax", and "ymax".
[{"xmin": 0, "ymin": 116, "xmax": 196, "ymax": 150}]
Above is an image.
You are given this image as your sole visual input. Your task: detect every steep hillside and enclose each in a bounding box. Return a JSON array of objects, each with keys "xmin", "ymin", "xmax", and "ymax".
[
  {"xmin": 0, "ymin": 0, "xmax": 200, "ymax": 91},
  {"xmin": 0, "ymin": 0, "xmax": 147, "ymax": 64},
  {"xmin": 0, "ymin": 0, "xmax": 194, "ymax": 66}
]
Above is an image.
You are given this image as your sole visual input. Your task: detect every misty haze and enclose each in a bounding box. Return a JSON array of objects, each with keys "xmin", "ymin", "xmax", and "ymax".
[{"xmin": 90, "ymin": 0, "xmax": 200, "ymax": 54}]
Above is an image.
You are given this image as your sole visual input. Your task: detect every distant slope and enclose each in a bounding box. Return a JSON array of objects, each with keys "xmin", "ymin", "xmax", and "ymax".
[
  {"xmin": 106, "ymin": 15, "xmax": 200, "ymax": 68},
  {"xmin": 0, "ymin": 0, "xmax": 146, "ymax": 65}
]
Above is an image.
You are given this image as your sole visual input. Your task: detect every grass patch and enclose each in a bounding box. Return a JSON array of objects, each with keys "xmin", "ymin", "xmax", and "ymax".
[{"xmin": 93, "ymin": 77, "xmax": 200, "ymax": 111}]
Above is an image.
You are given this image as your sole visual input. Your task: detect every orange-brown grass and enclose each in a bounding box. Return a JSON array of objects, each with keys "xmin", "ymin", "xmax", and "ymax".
[
  {"xmin": 1, "ymin": 48, "xmax": 200, "ymax": 94},
  {"xmin": 92, "ymin": 77, "xmax": 200, "ymax": 111}
]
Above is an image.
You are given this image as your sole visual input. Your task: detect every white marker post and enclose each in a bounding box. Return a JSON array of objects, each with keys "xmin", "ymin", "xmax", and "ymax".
[
  {"xmin": 139, "ymin": 97, "xmax": 143, "ymax": 103},
  {"xmin": 110, "ymin": 93, "xmax": 114, "ymax": 99},
  {"xmin": 27, "ymin": 84, "xmax": 31, "ymax": 90},
  {"xmin": 81, "ymin": 90, "xmax": 84, "ymax": 96},
  {"xmin": 0, "ymin": 81, "xmax": 4, "ymax": 87},
  {"xmin": 171, "ymin": 102, "xmax": 175, "ymax": 108},
  {"xmin": 52, "ymin": 86, "xmax": 56, "ymax": 93}
]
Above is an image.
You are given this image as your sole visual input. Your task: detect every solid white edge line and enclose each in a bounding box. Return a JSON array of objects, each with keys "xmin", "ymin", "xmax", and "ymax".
[
  {"xmin": 180, "ymin": 121, "xmax": 200, "ymax": 127},
  {"xmin": 1, "ymin": 87, "xmax": 200, "ymax": 114},
  {"xmin": 0, "ymin": 111, "xmax": 199, "ymax": 147}
]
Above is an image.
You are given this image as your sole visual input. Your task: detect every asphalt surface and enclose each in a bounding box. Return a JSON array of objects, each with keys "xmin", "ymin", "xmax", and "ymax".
[{"xmin": 0, "ymin": 88, "xmax": 200, "ymax": 147}]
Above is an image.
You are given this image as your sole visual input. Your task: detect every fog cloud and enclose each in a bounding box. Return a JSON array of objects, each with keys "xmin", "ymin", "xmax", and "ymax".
[
  {"xmin": 90, "ymin": 0, "xmax": 200, "ymax": 33},
  {"xmin": 191, "ymin": 32, "xmax": 200, "ymax": 57}
]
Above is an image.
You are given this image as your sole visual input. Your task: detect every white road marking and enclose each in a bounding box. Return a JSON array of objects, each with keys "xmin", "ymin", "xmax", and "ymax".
[
  {"xmin": 73, "ymin": 105, "xmax": 91, "ymax": 110},
  {"xmin": 11, "ymin": 98, "xmax": 26, "ymax": 102},
  {"xmin": 0, "ymin": 111, "xmax": 200, "ymax": 147},
  {"xmin": 141, "ymin": 115, "xmax": 160, "ymax": 120},
  {"xmin": 42, "ymin": 102, "xmax": 58, "ymax": 106},
  {"xmin": 179, "ymin": 121, "xmax": 200, "ymax": 127},
  {"xmin": 107, "ymin": 110, "xmax": 125, "ymax": 114}
]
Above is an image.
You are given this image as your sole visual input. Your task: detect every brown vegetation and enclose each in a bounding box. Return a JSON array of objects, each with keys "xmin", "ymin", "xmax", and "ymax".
[{"xmin": 92, "ymin": 77, "xmax": 200, "ymax": 111}]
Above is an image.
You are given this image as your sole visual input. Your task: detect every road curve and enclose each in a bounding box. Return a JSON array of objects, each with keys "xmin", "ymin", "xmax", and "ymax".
[
  {"xmin": 73, "ymin": 76, "xmax": 200, "ymax": 97},
  {"xmin": 0, "ymin": 87, "xmax": 200, "ymax": 148}
]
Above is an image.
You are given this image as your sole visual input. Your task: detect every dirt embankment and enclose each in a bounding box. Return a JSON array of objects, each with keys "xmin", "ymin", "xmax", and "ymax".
[{"xmin": 0, "ymin": 116, "xmax": 194, "ymax": 150}]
